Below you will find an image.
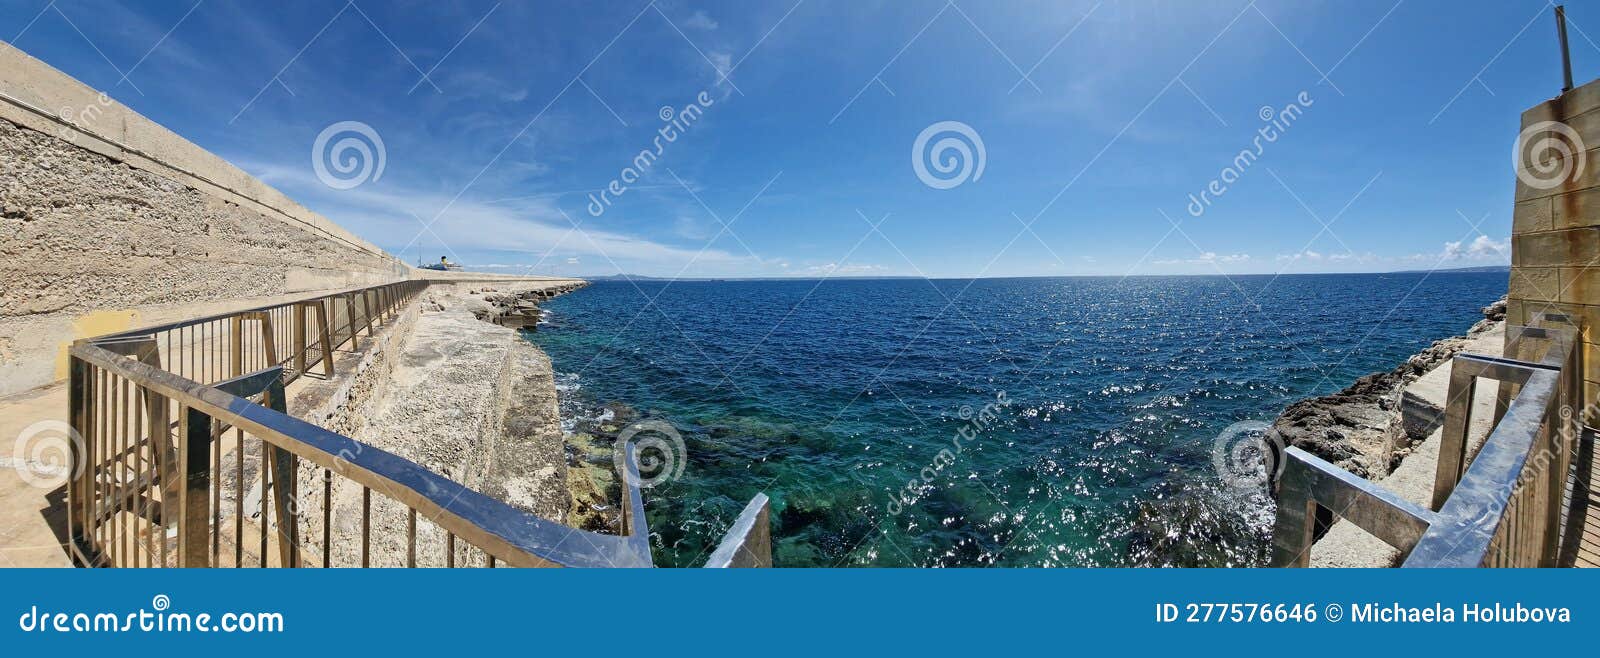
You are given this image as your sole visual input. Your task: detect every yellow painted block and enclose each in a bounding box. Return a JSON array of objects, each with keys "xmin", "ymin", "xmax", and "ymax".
[{"xmin": 54, "ymin": 309, "xmax": 140, "ymax": 380}]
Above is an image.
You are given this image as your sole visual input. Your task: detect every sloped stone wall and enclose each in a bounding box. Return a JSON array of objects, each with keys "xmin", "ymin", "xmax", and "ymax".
[{"xmin": 0, "ymin": 41, "xmax": 409, "ymax": 397}]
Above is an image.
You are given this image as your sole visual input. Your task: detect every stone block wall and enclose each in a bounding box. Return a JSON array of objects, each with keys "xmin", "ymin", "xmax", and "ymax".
[
  {"xmin": 1509, "ymin": 78, "xmax": 1600, "ymax": 408},
  {"xmin": 0, "ymin": 41, "xmax": 411, "ymax": 397}
]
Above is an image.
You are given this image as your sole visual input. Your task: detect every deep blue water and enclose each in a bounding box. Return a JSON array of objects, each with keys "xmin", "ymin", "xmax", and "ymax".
[{"xmin": 526, "ymin": 273, "xmax": 1506, "ymax": 567}]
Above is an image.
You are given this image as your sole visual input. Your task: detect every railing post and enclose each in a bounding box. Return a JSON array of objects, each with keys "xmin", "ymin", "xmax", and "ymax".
[
  {"xmin": 262, "ymin": 375, "xmax": 300, "ymax": 568},
  {"xmin": 1270, "ymin": 466, "xmax": 1317, "ymax": 568},
  {"xmin": 229, "ymin": 315, "xmax": 243, "ymax": 378},
  {"xmin": 361, "ymin": 290, "xmax": 375, "ymax": 336},
  {"xmin": 344, "ymin": 295, "xmax": 360, "ymax": 350},
  {"xmin": 67, "ymin": 355, "xmax": 87, "ymax": 552},
  {"xmin": 177, "ymin": 405, "xmax": 212, "ymax": 567},
  {"xmin": 313, "ymin": 301, "xmax": 335, "ymax": 377},
  {"xmin": 705, "ymin": 493, "xmax": 772, "ymax": 568},
  {"xmin": 292, "ymin": 303, "xmax": 307, "ymax": 375},
  {"xmin": 1432, "ymin": 362, "xmax": 1478, "ymax": 510},
  {"xmin": 87, "ymin": 365, "xmax": 104, "ymax": 565},
  {"xmin": 254, "ymin": 312, "xmax": 279, "ymax": 368}
]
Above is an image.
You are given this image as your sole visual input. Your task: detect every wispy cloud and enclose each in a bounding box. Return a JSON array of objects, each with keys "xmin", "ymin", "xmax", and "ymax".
[
  {"xmin": 239, "ymin": 159, "xmax": 763, "ymax": 275},
  {"xmin": 1155, "ymin": 252, "xmax": 1250, "ymax": 266},
  {"xmin": 683, "ymin": 10, "xmax": 719, "ymax": 31},
  {"xmin": 1443, "ymin": 235, "xmax": 1509, "ymax": 260},
  {"xmin": 802, "ymin": 262, "xmax": 889, "ymax": 276},
  {"xmin": 1402, "ymin": 235, "xmax": 1510, "ymax": 264}
]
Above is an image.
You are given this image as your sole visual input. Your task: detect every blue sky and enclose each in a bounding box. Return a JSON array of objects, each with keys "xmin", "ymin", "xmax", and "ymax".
[{"xmin": 1, "ymin": 0, "xmax": 1587, "ymax": 277}]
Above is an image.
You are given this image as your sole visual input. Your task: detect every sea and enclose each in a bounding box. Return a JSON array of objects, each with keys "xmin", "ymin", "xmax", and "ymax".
[{"xmin": 524, "ymin": 272, "xmax": 1507, "ymax": 567}]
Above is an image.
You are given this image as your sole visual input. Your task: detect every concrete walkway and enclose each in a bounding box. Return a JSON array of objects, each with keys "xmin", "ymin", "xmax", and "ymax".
[{"xmin": 0, "ymin": 382, "xmax": 73, "ymax": 567}]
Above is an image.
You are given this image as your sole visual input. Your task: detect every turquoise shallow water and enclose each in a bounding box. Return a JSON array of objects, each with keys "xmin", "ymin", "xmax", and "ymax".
[{"xmin": 526, "ymin": 273, "xmax": 1506, "ymax": 567}]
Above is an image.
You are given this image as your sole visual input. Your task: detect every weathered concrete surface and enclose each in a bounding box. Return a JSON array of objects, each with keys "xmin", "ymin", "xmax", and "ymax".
[
  {"xmin": 305, "ymin": 283, "xmax": 600, "ymax": 566},
  {"xmin": 0, "ymin": 382, "xmax": 72, "ymax": 567},
  {"xmin": 352, "ymin": 286, "xmax": 571, "ymax": 519},
  {"xmin": 1309, "ymin": 322, "xmax": 1505, "ymax": 567},
  {"xmin": 0, "ymin": 40, "xmax": 417, "ymax": 397},
  {"xmin": 0, "ymin": 114, "xmax": 409, "ymax": 396},
  {"xmin": 0, "ymin": 39, "xmax": 392, "ymax": 267}
]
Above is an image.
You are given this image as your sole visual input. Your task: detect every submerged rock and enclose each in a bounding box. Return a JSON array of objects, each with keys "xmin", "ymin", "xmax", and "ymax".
[{"xmin": 1124, "ymin": 478, "xmax": 1272, "ymax": 568}]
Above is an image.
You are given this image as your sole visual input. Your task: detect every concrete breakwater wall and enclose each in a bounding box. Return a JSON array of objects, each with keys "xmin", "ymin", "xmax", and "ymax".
[
  {"xmin": 314, "ymin": 283, "xmax": 608, "ymax": 565},
  {"xmin": 0, "ymin": 40, "xmax": 409, "ymax": 397}
]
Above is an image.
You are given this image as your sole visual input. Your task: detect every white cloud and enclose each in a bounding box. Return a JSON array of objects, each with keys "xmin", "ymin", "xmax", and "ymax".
[
  {"xmin": 673, "ymin": 215, "xmax": 713, "ymax": 240},
  {"xmin": 683, "ymin": 10, "xmax": 719, "ymax": 31},
  {"xmin": 238, "ymin": 159, "xmax": 763, "ymax": 274},
  {"xmin": 1275, "ymin": 250, "xmax": 1324, "ymax": 262},
  {"xmin": 1442, "ymin": 235, "xmax": 1509, "ymax": 260},
  {"xmin": 706, "ymin": 50, "xmax": 736, "ymax": 100},
  {"xmin": 802, "ymin": 262, "xmax": 888, "ymax": 276},
  {"xmin": 1404, "ymin": 235, "xmax": 1510, "ymax": 264},
  {"xmin": 445, "ymin": 70, "xmax": 530, "ymax": 103},
  {"xmin": 1154, "ymin": 252, "xmax": 1250, "ymax": 266}
]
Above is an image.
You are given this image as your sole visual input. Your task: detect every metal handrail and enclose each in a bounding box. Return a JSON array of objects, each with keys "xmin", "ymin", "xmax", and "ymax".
[
  {"xmin": 1271, "ymin": 312, "xmax": 1584, "ymax": 568},
  {"xmin": 706, "ymin": 493, "xmax": 773, "ymax": 568},
  {"xmin": 91, "ymin": 282, "xmax": 417, "ymax": 343},
  {"xmin": 70, "ymin": 341, "xmax": 651, "ymax": 567}
]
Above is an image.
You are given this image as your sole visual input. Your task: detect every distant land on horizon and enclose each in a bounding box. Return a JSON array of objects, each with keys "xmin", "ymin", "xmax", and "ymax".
[
  {"xmin": 1390, "ymin": 264, "xmax": 1511, "ymax": 274},
  {"xmin": 464, "ymin": 264, "xmax": 1510, "ymax": 281}
]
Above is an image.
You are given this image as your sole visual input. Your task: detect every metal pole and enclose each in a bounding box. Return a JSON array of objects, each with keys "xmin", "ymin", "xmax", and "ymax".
[
  {"xmin": 177, "ymin": 405, "xmax": 212, "ymax": 567},
  {"xmin": 1558, "ymin": 5, "xmax": 1574, "ymax": 93}
]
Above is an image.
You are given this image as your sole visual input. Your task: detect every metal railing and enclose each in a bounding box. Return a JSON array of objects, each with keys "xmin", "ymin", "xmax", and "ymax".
[
  {"xmin": 1271, "ymin": 311, "xmax": 1585, "ymax": 567},
  {"xmin": 705, "ymin": 493, "xmax": 773, "ymax": 568},
  {"xmin": 65, "ymin": 279, "xmax": 769, "ymax": 568}
]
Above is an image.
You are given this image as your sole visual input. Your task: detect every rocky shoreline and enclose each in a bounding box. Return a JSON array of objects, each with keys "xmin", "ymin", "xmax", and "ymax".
[
  {"xmin": 1269, "ymin": 296, "xmax": 1506, "ymax": 481},
  {"xmin": 299, "ymin": 281, "xmax": 617, "ymax": 566},
  {"xmin": 1124, "ymin": 296, "xmax": 1507, "ymax": 567},
  {"xmin": 463, "ymin": 281, "xmax": 587, "ymax": 329},
  {"xmin": 449, "ymin": 283, "xmax": 620, "ymax": 532}
]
